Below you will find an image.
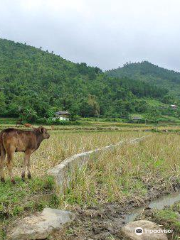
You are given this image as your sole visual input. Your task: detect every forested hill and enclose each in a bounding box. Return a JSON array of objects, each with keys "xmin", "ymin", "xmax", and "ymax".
[
  {"xmin": 106, "ymin": 61, "xmax": 180, "ymax": 98},
  {"xmin": 0, "ymin": 39, "xmax": 174, "ymax": 121}
]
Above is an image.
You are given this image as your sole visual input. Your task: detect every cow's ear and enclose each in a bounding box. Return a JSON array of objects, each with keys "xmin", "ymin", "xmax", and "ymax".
[{"xmin": 39, "ymin": 126, "xmax": 44, "ymax": 133}]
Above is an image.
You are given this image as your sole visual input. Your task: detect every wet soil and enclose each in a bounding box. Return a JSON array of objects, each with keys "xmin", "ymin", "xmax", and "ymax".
[{"xmin": 52, "ymin": 179, "xmax": 180, "ymax": 240}]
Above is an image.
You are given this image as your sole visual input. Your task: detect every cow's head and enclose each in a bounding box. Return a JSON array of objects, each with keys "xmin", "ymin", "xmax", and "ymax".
[{"xmin": 38, "ymin": 126, "xmax": 50, "ymax": 139}]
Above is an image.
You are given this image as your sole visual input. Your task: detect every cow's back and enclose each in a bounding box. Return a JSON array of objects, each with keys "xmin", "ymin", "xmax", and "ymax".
[{"xmin": 1, "ymin": 128, "xmax": 37, "ymax": 152}]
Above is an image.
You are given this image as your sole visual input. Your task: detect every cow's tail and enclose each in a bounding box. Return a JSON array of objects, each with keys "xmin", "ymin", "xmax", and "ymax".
[{"xmin": 0, "ymin": 133, "xmax": 2, "ymax": 156}]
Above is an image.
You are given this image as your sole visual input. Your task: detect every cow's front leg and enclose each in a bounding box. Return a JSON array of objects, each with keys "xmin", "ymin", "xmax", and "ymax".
[
  {"xmin": 27, "ymin": 158, "xmax": 31, "ymax": 179},
  {"xmin": 22, "ymin": 151, "xmax": 32, "ymax": 180},
  {"xmin": 21, "ymin": 156, "xmax": 27, "ymax": 181}
]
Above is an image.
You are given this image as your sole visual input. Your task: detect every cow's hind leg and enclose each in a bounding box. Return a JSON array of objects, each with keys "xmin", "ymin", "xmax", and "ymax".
[
  {"xmin": 6, "ymin": 146, "xmax": 16, "ymax": 184},
  {"xmin": 0, "ymin": 147, "xmax": 6, "ymax": 182}
]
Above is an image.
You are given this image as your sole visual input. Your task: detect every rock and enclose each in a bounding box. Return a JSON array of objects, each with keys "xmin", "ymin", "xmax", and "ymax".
[
  {"xmin": 121, "ymin": 220, "xmax": 168, "ymax": 240},
  {"xmin": 7, "ymin": 208, "xmax": 75, "ymax": 240}
]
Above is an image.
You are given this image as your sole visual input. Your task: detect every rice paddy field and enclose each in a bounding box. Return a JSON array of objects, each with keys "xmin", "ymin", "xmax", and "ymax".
[
  {"xmin": 58, "ymin": 132, "xmax": 180, "ymax": 240},
  {"xmin": 12, "ymin": 130, "xmax": 147, "ymax": 177},
  {"xmin": 1, "ymin": 124, "xmax": 180, "ymax": 239},
  {"xmin": 61, "ymin": 133, "xmax": 180, "ymax": 208}
]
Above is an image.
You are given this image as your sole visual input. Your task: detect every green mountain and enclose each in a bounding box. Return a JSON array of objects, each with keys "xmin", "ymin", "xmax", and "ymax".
[
  {"xmin": 0, "ymin": 39, "xmax": 176, "ymax": 122},
  {"xmin": 106, "ymin": 61, "xmax": 180, "ymax": 98}
]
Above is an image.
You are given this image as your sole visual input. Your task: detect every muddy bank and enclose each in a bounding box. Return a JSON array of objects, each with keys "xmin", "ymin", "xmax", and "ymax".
[
  {"xmin": 125, "ymin": 191, "xmax": 180, "ymax": 224},
  {"xmin": 134, "ymin": 195, "xmax": 180, "ymax": 239},
  {"xmin": 51, "ymin": 178, "xmax": 180, "ymax": 240}
]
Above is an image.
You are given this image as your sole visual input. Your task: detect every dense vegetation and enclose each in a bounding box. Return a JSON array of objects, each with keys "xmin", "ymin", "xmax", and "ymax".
[
  {"xmin": 0, "ymin": 39, "xmax": 178, "ymax": 122},
  {"xmin": 106, "ymin": 61, "xmax": 180, "ymax": 97}
]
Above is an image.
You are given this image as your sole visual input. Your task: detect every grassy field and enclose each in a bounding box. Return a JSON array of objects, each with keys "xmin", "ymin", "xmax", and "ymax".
[
  {"xmin": 60, "ymin": 133, "xmax": 180, "ymax": 210},
  {"xmin": 53, "ymin": 132, "xmax": 180, "ymax": 240},
  {"xmin": 1, "ymin": 122, "xmax": 180, "ymax": 239},
  {"xmin": 2, "ymin": 116, "xmax": 180, "ymax": 135},
  {"xmin": 0, "ymin": 129, "xmax": 147, "ymax": 239},
  {"xmin": 11, "ymin": 131, "xmax": 146, "ymax": 177},
  {"xmin": 0, "ymin": 176, "xmax": 59, "ymax": 239}
]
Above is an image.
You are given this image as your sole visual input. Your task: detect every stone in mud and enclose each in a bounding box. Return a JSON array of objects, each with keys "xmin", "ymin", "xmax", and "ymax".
[
  {"xmin": 7, "ymin": 208, "xmax": 75, "ymax": 240},
  {"xmin": 121, "ymin": 220, "xmax": 168, "ymax": 240}
]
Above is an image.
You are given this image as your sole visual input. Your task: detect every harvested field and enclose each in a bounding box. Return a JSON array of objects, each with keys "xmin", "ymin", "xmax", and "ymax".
[
  {"xmin": 2, "ymin": 129, "xmax": 180, "ymax": 239},
  {"xmin": 10, "ymin": 131, "xmax": 147, "ymax": 177},
  {"xmin": 53, "ymin": 133, "xmax": 180, "ymax": 240}
]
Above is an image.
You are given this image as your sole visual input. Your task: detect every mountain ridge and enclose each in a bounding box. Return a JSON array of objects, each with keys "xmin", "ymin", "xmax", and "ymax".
[
  {"xmin": 106, "ymin": 61, "xmax": 180, "ymax": 98},
  {"xmin": 0, "ymin": 38, "xmax": 177, "ymax": 121}
]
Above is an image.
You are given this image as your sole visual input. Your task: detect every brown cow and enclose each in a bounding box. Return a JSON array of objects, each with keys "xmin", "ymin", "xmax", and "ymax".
[
  {"xmin": 0, "ymin": 126, "xmax": 50, "ymax": 184},
  {"xmin": 24, "ymin": 123, "xmax": 33, "ymax": 128}
]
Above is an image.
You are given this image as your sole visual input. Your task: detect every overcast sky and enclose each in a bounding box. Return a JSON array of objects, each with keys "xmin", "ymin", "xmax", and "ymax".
[{"xmin": 0, "ymin": 0, "xmax": 180, "ymax": 71}]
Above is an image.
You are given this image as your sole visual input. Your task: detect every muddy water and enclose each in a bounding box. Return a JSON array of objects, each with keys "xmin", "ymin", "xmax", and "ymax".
[{"xmin": 125, "ymin": 191, "xmax": 180, "ymax": 223}]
